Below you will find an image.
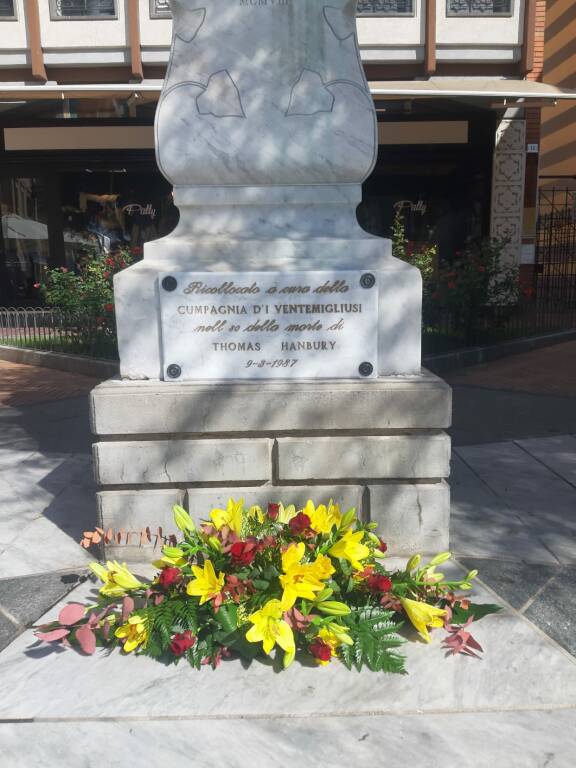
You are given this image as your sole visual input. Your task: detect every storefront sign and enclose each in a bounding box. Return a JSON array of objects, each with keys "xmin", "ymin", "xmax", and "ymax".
[
  {"xmin": 393, "ymin": 199, "xmax": 427, "ymax": 216},
  {"xmin": 122, "ymin": 203, "xmax": 157, "ymax": 219},
  {"xmin": 159, "ymin": 271, "xmax": 379, "ymax": 380}
]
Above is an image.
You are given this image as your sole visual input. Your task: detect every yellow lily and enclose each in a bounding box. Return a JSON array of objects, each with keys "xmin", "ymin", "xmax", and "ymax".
[
  {"xmin": 186, "ymin": 560, "xmax": 225, "ymax": 605},
  {"xmin": 248, "ymin": 505, "xmax": 265, "ymax": 524},
  {"xmin": 210, "ymin": 498, "xmax": 244, "ymax": 536},
  {"xmin": 245, "ymin": 599, "xmax": 295, "ymax": 667},
  {"xmin": 400, "ymin": 597, "xmax": 447, "ymax": 643},
  {"xmin": 277, "ymin": 503, "xmax": 297, "ymax": 524},
  {"xmin": 328, "ymin": 529, "xmax": 370, "ymax": 570},
  {"xmin": 308, "ymin": 553, "xmax": 336, "ymax": 582},
  {"xmin": 90, "ymin": 560, "xmax": 143, "ymax": 598},
  {"xmin": 279, "ymin": 543, "xmax": 326, "ymax": 610},
  {"xmin": 115, "ymin": 615, "xmax": 148, "ymax": 652},
  {"xmin": 304, "ymin": 500, "xmax": 342, "ymax": 535}
]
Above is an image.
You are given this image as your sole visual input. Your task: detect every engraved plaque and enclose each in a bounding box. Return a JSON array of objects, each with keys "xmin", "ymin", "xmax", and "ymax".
[{"xmin": 159, "ymin": 271, "xmax": 378, "ymax": 380}]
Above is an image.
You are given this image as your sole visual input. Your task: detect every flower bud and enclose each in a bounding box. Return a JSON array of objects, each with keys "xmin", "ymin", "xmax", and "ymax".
[
  {"xmin": 162, "ymin": 546, "xmax": 185, "ymax": 559},
  {"xmin": 428, "ymin": 552, "xmax": 452, "ymax": 567},
  {"xmin": 208, "ymin": 537, "xmax": 222, "ymax": 552},
  {"xmin": 339, "ymin": 508, "xmax": 357, "ymax": 530},
  {"xmin": 316, "ymin": 601, "xmax": 351, "ymax": 616},
  {"xmin": 366, "ymin": 522, "xmax": 379, "ymax": 531},
  {"xmin": 314, "ymin": 588, "xmax": 334, "ymax": 602},
  {"xmin": 466, "ymin": 570, "xmax": 479, "ymax": 580},
  {"xmin": 173, "ymin": 505, "xmax": 195, "ymax": 533},
  {"xmin": 406, "ymin": 554, "xmax": 421, "ymax": 572}
]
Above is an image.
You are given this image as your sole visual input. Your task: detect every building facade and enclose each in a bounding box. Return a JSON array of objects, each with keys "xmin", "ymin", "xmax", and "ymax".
[{"xmin": 0, "ymin": 0, "xmax": 573, "ymax": 305}]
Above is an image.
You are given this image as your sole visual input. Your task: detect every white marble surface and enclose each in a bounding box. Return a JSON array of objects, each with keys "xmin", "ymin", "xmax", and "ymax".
[
  {"xmin": 157, "ymin": 0, "xmax": 376, "ymax": 187},
  {"xmin": 0, "ymin": 572, "xmax": 575, "ymax": 721},
  {"xmin": 114, "ymin": 0, "xmax": 423, "ymax": 380},
  {"xmin": 0, "ymin": 711, "xmax": 575, "ymax": 768}
]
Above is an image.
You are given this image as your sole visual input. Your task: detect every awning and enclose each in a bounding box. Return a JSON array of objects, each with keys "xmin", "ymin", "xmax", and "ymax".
[
  {"xmin": 369, "ymin": 79, "xmax": 576, "ymax": 102},
  {"xmin": 0, "ymin": 78, "xmax": 574, "ymax": 103}
]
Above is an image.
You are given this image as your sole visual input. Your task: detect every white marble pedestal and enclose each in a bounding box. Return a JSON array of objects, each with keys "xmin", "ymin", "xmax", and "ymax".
[{"xmin": 90, "ymin": 371, "xmax": 451, "ymax": 561}]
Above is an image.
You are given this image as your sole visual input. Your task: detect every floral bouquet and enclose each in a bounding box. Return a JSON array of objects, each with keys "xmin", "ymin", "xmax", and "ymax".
[{"xmin": 34, "ymin": 500, "xmax": 499, "ymax": 672}]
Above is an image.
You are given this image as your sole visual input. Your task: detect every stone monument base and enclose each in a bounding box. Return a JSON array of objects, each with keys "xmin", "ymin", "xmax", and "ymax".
[{"xmin": 90, "ymin": 372, "xmax": 451, "ymax": 561}]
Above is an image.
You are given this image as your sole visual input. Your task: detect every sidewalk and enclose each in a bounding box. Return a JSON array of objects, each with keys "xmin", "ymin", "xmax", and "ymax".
[{"xmin": 0, "ymin": 349, "xmax": 575, "ymax": 766}]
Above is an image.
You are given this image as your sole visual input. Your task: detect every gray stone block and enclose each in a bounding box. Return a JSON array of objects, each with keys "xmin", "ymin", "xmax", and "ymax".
[
  {"xmin": 368, "ymin": 482, "xmax": 450, "ymax": 554},
  {"xmin": 277, "ymin": 435, "xmax": 451, "ymax": 481},
  {"xmin": 98, "ymin": 489, "xmax": 184, "ymax": 560},
  {"xmin": 90, "ymin": 374, "xmax": 452, "ymax": 436},
  {"xmin": 93, "ymin": 439, "xmax": 271, "ymax": 486},
  {"xmin": 185, "ymin": 485, "xmax": 365, "ymax": 525}
]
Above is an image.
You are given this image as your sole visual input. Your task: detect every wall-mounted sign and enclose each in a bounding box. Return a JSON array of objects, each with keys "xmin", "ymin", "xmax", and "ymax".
[
  {"xmin": 393, "ymin": 199, "xmax": 427, "ymax": 216},
  {"xmin": 122, "ymin": 203, "xmax": 157, "ymax": 219},
  {"xmin": 527, "ymin": 144, "xmax": 539, "ymax": 154},
  {"xmin": 159, "ymin": 271, "xmax": 379, "ymax": 380}
]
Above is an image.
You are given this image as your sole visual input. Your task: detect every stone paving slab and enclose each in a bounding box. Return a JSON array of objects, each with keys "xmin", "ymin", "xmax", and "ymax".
[
  {"xmin": 0, "ymin": 574, "xmax": 574, "ymax": 722},
  {"xmin": 516, "ymin": 435, "xmax": 576, "ymax": 489},
  {"xmin": 0, "ymin": 710, "xmax": 575, "ymax": 768}
]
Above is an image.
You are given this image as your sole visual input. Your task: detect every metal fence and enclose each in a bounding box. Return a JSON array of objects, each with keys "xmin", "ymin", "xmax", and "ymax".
[
  {"xmin": 422, "ymin": 299, "xmax": 576, "ymax": 355},
  {"xmin": 0, "ymin": 307, "xmax": 118, "ymax": 360}
]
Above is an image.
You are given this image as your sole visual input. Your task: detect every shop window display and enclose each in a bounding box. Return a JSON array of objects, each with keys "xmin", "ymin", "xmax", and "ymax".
[
  {"xmin": 0, "ymin": 177, "xmax": 50, "ymax": 305},
  {"xmin": 60, "ymin": 170, "xmax": 178, "ymax": 266}
]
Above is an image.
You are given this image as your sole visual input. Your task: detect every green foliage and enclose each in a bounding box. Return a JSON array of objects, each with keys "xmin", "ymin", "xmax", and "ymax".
[
  {"xmin": 37, "ymin": 248, "xmax": 132, "ymax": 357},
  {"xmin": 391, "ymin": 211, "xmax": 437, "ymax": 324},
  {"xmin": 433, "ymin": 238, "xmax": 520, "ymax": 342},
  {"xmin": 450, "ymin": 602, "xmax": 503, "ymax": 625},
  {"xmin": 137, "ymin": 598, "xmax": 198, "ymax": 658},
  {"xmin": 341, "ymin": 607, "xmax": 406, "ymax": 674}
]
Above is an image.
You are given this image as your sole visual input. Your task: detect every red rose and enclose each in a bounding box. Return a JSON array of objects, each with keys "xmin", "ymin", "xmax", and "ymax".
[
  {"xmin": 158, "ymin": 567, "xmax": 182, "ymax": 589},
  {"xmin": 104, "ymin": 303, "xmax": 114, "ymax": 312},
  {"xmin": 366, "ymin": 574, "xmax": 393, "ymax": 593},
  {"xmin": 33, "ymin": 282, "xmax": 41, "ymax": 289},
  {"xmin": 103, "ymin": 271, "xmax": 111, "ymax": 279},
  {"xmin": 378, "ymin": 539, "xmax": 388, "ymax": 553},
  {"xmin": 289, "ymin": 512, "xmax": 311, "ymax": 535},
  {"xmin": 230, "ymin": 540, "xmax": 257, "ymax": 566},
  {"xmin": 170, "ymin": 630, "xmax": 196, "ymax": 656},
  {"xmin": 267, "ymin": 503, "xmax": 280, "ymax": 521},
  {"xmin": 105, "ymin": 257, "xmax": 114, "ymax": 266},
  {"xmin": 309, "ymin": 639, "xmax": 332, "ymax": 662}
]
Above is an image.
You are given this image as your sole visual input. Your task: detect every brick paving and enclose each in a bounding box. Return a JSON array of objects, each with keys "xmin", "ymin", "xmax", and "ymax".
[
  {"xmin": 446, "ymin": 340, "xmax": 576, "ymax": 397},
  {"xmin": 0, "ymin": 360, "xmax": 101, "ymax": 408}
]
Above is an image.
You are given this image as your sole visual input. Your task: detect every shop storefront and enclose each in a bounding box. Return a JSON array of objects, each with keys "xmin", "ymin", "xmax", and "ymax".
[
  {"xmin": 0, "ymin": 94, "xmax": 507, "ymax": 306},
  {"xmin": 359, "ymin": 100, "xmax": 496, "ymax": 265},
  {"xmin": 0, "ymin": 100, "xmax": 177, "ymax": 305}
]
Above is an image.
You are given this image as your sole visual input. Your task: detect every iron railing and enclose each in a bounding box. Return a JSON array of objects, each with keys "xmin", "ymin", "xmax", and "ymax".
[{"xmin": 0, "ymin": 307, "xmax": 118, "ymax": 360}]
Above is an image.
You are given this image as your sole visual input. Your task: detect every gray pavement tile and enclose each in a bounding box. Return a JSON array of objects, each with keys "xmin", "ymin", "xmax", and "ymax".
[
  {"xmin": 450, "ymin": 384, "xmax": 576, "ymax": 447},
  {"xmin": 516, "ymin": 435, "xmax": 576, "ymax": 488},
  {"xmin": 524, "ymin": 567, "xmax": 576, "ymax": 658},
  {"xmin": 459, "ymin": 557, "xmax": 560, "ymax": 610},
  {"xmin": 0, "ymin": 571, "xmax": 87, "ymax": 628},
  {"xmin": 0, "ymin": 609, "xmax": 19, "ymax": 653}
]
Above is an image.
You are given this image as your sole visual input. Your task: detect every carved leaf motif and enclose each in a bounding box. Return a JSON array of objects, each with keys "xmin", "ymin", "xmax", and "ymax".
[
  {"xmin": 323, "ymin": 4, "xmax": 355, "ymax": 41},
  {"xmin": 172, "ymin": 3, "xmax": 207, "ymax": 44},
  {"xmin": 286, "ymin": 70, "xmax": 335, "ymax": 117},
  {"xmin": 197, "ymin": 71, "xmax": 246, "ymax": 118}
]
